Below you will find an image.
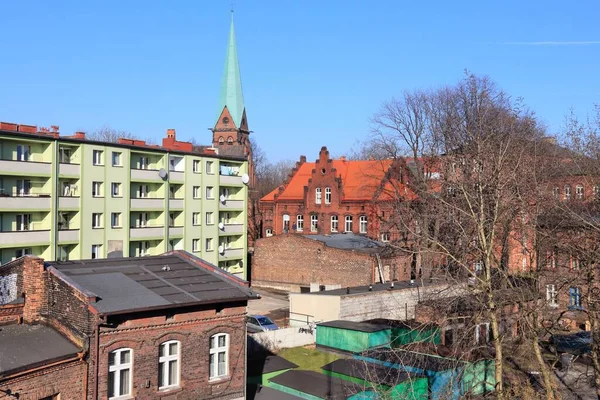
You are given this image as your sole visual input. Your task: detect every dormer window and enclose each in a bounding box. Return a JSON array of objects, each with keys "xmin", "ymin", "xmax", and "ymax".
[
  {"xmin": 218, "ymin": 137, "xmax": 225, "ymax": 144},
  {"xmin": 227, "ymin": 136, "xmax": 234, "ymax": 144}
]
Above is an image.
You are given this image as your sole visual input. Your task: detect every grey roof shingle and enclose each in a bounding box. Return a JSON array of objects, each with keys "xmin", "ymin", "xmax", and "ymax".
[{"xmin": 48, "ymin": 251, "xmax": 257, "ymax": 314}]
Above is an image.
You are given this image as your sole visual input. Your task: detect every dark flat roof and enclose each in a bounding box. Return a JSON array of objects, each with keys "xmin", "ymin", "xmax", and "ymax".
[
  {"xmin": 322, "ymin": 359, "xmax": 418, "ymax": 387},
  {"xmin": 48, "ymin": 251, "xmax": 257, "ymax": 315},
  {"xmin": 248, "ymin": 355, "xmax": 298, "ymax": 376},
  {"xmin": 317, "ymin": 320, "xmax": 390, "ymax": 333},
  {"xmin": 363, "ymin": 349, "xmax": 464, "ymax": 372},
  {"xmin": 0, "ymin": 324, "xmax": 81, "ymax": 376},
  {"xmin": 269, "ymin": 370, "xmax": 367, "ymax": 399},
  {"xmin": 304, "ymin": 233, "xmax": 384, "ymax": 253},
  {"xmin": 249, "ymin": 385, "xmax": 304, "ymax": 400},
  {"xmin": 308, "ymin": 279, "xmax": 443, "ymax": 297}
]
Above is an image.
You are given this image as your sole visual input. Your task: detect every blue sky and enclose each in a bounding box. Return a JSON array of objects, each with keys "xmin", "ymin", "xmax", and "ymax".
[{"xmin": 1, "ymin": 1, "xmax": 599, "ymax": 162}]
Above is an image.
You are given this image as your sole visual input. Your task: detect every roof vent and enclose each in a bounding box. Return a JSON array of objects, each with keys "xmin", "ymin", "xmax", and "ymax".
[{"xmin": 162, "ymin": 265, "xmax": 171, "ymax": 271}]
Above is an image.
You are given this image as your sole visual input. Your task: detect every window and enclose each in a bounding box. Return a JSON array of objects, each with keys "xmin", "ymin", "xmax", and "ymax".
[
  {"xmin": 594, "ymin": 185, "xmax": 599, "ymax": 198},
  {"xmin": 296, "ymin": 215, "xmax": 304, "ymax": 232},
  {"xmin": 137, "ymin": 184, "xmax": 149, "ymax": 198},
  {"xmin": 159, "ymin": 341, "xmax": 180, "ymax": 390},
  {"xmin": 381, "ymin": 232, "xmax": 390, "ymax": 242},
  {"xmin": 283, "ymin": 214, "xmax": 290, "ymax": 232},
  {"xmin": 136, "ymin": 212, "xmax": 148, "ymax": 227},
  {"xmin": 265, "ymin": 228, "xmax": 273, "ymax": 237},
  {"xmin": 359, "ymin": 215, "xmax": 367, "ymax": 234},
  {"xmin": 16, "ymin": 144, "xmax": 30, "ymax": 161},
  {"xmin": 92, "ymin": 213, "xmax": 103, "ymax": 228},
  {"xmin": 576, "ymin": 185, "xmax": 584, "ymax": 200},
  {"xmin": 564, "ymin": 185, "xmax": 571, "ymax": 200},
  {"xmin": 139, "ymin": 156, "xmax": 150, "ymax": 170},
  {"xmin": 193, "ymin": 160, "xmax": 201, "ymax": 173},
  {"xmin": 206, "ymin": 161, "xmax": 214, "ymax": 174},
  {"xmin": 16, "ymin": 179, "xmax": 31, "ymax": 196},
  {"xmin": 209, "ymin": 333, "xmax": 228, "ymax": 379},
  {"xmin": 218, "ymin": 137, "xmax": 225, "ymax": 144},
  {"xmin": 112, "ymin": 152, "xmax": 122, "ymax": 167},
  {"xmin": 206, "ymin": 186, "xmax": 214, "ymax": 199},
  {"xmin": 522, "ymin": 257, "xmax": 527, "ymax": 271},
  {"xmin": 546, "ymin": 251, "xmax": 556, "ymax": 269},
  {"xmin": 93, "ymin": 150, "xmax": 103, "ymax": 166},
  {"xmin": 193, "ymin": 239, "xmax": 200, "ymax": 252},
  {"xmin": 193, "ymin": 186, "xmax": 201, "ymax": 198},
  {"xmin": 16, "ymin": 214, "xmax": 31, "ymax": 231},
  {"xmin": 325, "ymin": 187, "xmax": 331, "ymax": 204},
  {"xmin": 546, "ymin": 284, "xmax": 558, "ymax": 307},
  {"xmin": 192, "ymin": 212, "xmax": 200, "ymax": 226},
  {"xmin": 315, "ymin": 188, "xmax": 322, "ymax": 204},
  {"xmin": 137, "ymin": 241, "xmax": 150, "ymax": 256},
  {"xmin": 552, "ymin": 187, "xmax": 559, "ymax": 198},
  {"xmin": 310, "ymin": 215, "xmax": 318, "ymax": 232},
  {"xmin": 169, "ymin": 212, "xmax": 175, "ymax": 227},
  {"xmin": 111, "ymin": 213, "xmax": 121, "ymax": 228},
  {"xmin": 331, "ymin": 215, "xmax": 338, "ymax": 232},
  {"xmin": 569, "ymin": 287, "xmax": 582, "ymax": 309},
  {"xmin": 345, "ymin": 216, "xmax": 353, "ymax": 232},
  {"xmin": 221, "ymin": 212, "xmax": 231, "ymax": 224},
  {"xmin": 91, "ymin": 244, "xmax": 102, "ymax": 259},
  {"xmin": 227, "ymin": 136, "xmax": 234, "ymax": 144},
  {"xmin": 92, "ymin": 181, "xmax": 103, "ymax": 197},
  {"xmin": 111, "ymin": 182, "xmax": 121, "ymax": 197},
  {"xmin": 206, "ymin": 238, "xmax": 214, "ymax": 251},
  {"xmin": 474, "ymin": 261, "xmax": 483, "ymax": 272},
  {"xmin": 206, "ymin": 212, "xmax": 214, "ymax": 225},
  {"xmin": 108, "ymin": 348, "xmax": 132, "ymax": 399},
  {"xmin": 220, "ymin": 187, "xmax": 230, "ymax": 200},
  {"xmin": 570, "ymin": 255, "xmax": 580, "ymax": 270}
]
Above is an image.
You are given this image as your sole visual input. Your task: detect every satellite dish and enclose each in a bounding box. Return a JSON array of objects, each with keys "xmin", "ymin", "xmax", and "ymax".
[
  {"xmin": 241, "ymin": 174, "xmax": 250, "ymax": 185},
  {"xmin": 218, "ymin": 222, "xmax": 225, "ymax": 230},
  {"xmin": 218, "ymin": 245, "xmax": 225, "ymax": 254},
  {"xmin": 220, "ymin": 194, "xmax": 226, "ymax": 203},
  {"xmin": 158, "ymin": 168, "xmax": 167, "ymax": 180}
]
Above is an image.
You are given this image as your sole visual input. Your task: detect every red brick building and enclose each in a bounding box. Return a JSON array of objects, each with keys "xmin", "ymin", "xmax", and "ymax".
[
  {"xmin": 251, "ymin": 232, "xmax": 411, "ymax": 292},
  {"xmin": 0, "ymin": 252, "xmax": 257, "ymax": 400}
]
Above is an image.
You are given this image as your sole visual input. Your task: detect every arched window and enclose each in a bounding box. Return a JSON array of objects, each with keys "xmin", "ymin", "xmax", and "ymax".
[
  {"xmin": 108, "ymin": 348, "xmax": 133, "ymax": 399},
  {"xmin": 359, "ymin": 215, "xmax": 367, "ymax": 234},
  {"xmin": 296, "ymin": 215, "xmax": 304, "ymax": 232},
  {"xmin": 209, "ymin": 333, "xmax": 229, "ymax": 379},
  {"xmin": 218, "ymin": 137, "xmax": 224, "ymax": 144},
  {"xmin": 564, "ymin": 185, "xmax": 571, "ymax": 200},
  {"xmin": 227, "ymin": 136, "xmax": 234, "ymax": 144},
  {"xmin": 576, "ymin": 185, "xmax": 584, "ymax": 200},
  {"xmin": 282, "ymin": 214, "xmax": 290, "ymax": 232},
  {"xmin": 310, "ymin": 215, "xmax": 318, "ymax": 232},
  {"xmin": 159, "ymin": 341, "xmax": 180, "ymax": 389},
  {"xmin": 330, "ymin": 215, "xmax": 338, "ymax": 232},
  {"xmin": 345, "ymin": 216, "xmax": 353, "ymax": 232}
]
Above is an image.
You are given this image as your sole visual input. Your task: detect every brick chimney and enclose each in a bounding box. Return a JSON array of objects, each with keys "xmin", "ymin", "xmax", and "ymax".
[
  {"xmin": 22, "ymin": 256, "xmax": 47, "ymax": 324},
  {"xmin": 167, "ymin": 128, "xmax": 176, "ymax": 139},
  {"xmin": 73, "ymin": 131, "xmax": 86, "ymax": 139}
]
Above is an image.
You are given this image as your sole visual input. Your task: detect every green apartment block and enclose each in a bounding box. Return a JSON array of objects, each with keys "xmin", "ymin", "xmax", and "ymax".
[
  {"xmin": 0, "ymin": 14, "xmax": 254, "ymax": 279},
  {"xmin": 0, "ymin": 125, "xmax": 249, "ymax": 278}
]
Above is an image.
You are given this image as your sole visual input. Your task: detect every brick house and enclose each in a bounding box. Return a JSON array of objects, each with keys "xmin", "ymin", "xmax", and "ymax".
[
  {"xmin": 0, "ymin": 251, "xmax": 258, "ymax": 400},
  {"xmin": 251, "ymin": 232, "xmax": 412, "ymax": 292}
]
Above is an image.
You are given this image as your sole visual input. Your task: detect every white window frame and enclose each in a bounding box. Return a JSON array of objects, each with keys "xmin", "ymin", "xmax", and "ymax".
[
  {"xmin": 193, "ymin": 239, "xmax": 200, "ymax": 252},
  {"xmin": 576, "ymin": 185, "xmax": 584, "ymax": 200},
  {"xmin": 16, "ymin": 144, "xmax": 30, "ymax": 161},
  {"xmin": 381, "ymin": 232, "xmax": 390, "ymax": 242},
  {"xmin": 310, "ymin": 215, "xmax": 318, "ymax": 232},
  {"xmin": 325, "ymin": 187, "xmax": 331, "ymax": 204},
  {"xmin": 193, "ymin": 160, "xmax": 201, "ymax": 173},
  {"xmin": 16, "ymin": 179, "xmax": 31, "ymax": 196},
  {"xmin": 16, "ymin": 214, "xmax": 31, "ymax": 231},
  {"xmin": 108, "ymin": 348, "xmax": 133, "ymax": 399},
  {"xmin": 206, "ymin": 186, "xmax": 214, "ymax": 199},
  {"xmin": 209, "ymin": 333, "xmax": 229, "ymax": 380},
  {"xmin": 193, "ymin": 186, "xmax": 201, "ymax": 199},
  {"xmin": 92, "ymin": 181, "xmax": 102, "ymax": 197},
  {"xmin": 552, "ymin": 187, "xmax": 559, "ymax": 198},
  {"xmin": 93, "ymin": 150, "xmax": 103, "ymax": 166},
  {"xmin": 296, "ymin": 215, "xmax": 304, "ymax": 232},
  {"xmin": 282, "ymin": 214, "xmax": 290, "ymax": 232},
  {"xmin": 359, "ymin": 215, "xmax": 367, "ymax": 234},
  {"xmin": 265, "ymin": 229, "xmax": 273, "ymax": 237},
  {"xmin": 92, "ymin": 244, "xmax": 102, "ymax": 259},
  {"xmin": 206, "ymin": 161, "xmax": 214, "ymax": 174},
  {"xmin": 111, "ymin": 213, "xmax": 121, "ymax": 228},
  {"xmin": 112, "ymin": 152, "xmax": 122, "ymax": 167},
  {"xmin": 315, "ymin": 188, "xmax": 322, "ymax": 204},
  {"xmin": 15, "ymin": 248, "xmax": 32, "ymax": 258},
  {"xmin": 111, "ymin": 182, "xmax": 121, "ymax": 197},
  {"xmin": 192, "ymin": 212, "xmax": 200, "ymax": 226},
  {"xmin": 345, "ymin": 215, "xmax": 353, "ymax": 233},
  {"xmin": 564, "ymin": 185, "xmax": 571, "ymax": 200},
  {"xmin": 331, "ymin": 215, "xmax": 338, "ymax": 232},
  {"xmin": 206, "ymin": 238, "xmax": 214, "ymax": 251},
  {"xmin": 139, "ymin": 156, "xmax": 150, "ymax": 170},
  {"xmin": 159, "ymin": 341, "xmax": 180, "ymax": 390},
  {"xmin": 92, "ymin": 213, "xmax": 102, "ymax": 229},
  {"xmin": 546, "ymin": 284, "xmax": 558, "ymax": 307},
  {"xmin": 206, "ymin": 212, "xmax": 214, "ymax": 225}
]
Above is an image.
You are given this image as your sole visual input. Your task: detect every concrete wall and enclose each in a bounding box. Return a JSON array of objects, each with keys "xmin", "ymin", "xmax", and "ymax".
[{"xmin": 248, "ymin": 326, "xmax": 316, "ymax": 352}]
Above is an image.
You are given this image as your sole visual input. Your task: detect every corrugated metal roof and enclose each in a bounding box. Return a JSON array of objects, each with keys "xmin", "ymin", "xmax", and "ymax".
[{"xmin": 48, "ymin": 251, "xmax": 256, "ymax": 314}]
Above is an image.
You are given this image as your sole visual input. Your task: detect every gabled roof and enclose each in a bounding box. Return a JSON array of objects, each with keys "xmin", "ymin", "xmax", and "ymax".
[
  {"xmin": 216, "ymin": 14, "xmax": 245, "ymax": 128},
  {"xmin": 261, "ymin": 158, "xmax": 394, "ymax": 202},
  {"xmin": 47, "ymin": 251, "xmax": 258, "ymax": 315}
]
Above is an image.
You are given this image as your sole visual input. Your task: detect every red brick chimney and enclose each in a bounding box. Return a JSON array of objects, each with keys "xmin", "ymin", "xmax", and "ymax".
[
  {"xmin": 22, "ymin": 256, "xmax": 47, "ymax": 324},
  {"xmin": 167, "ymin": 128, "xmax": 176, "ymax": 139}
]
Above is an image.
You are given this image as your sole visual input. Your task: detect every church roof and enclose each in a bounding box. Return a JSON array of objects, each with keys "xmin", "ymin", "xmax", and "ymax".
[{"xmin": 216, "ymin": 14, "xmax": 245, "ymax": 128}]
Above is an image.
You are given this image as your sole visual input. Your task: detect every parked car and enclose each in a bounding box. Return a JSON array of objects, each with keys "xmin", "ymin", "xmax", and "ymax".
[
  {"xmin": 246, "ymin": 315, "xmax": 278, "ymax": 332},
  {"xmin": 549, "ymin": 331, "xmax": 591, "ymax": 355}
]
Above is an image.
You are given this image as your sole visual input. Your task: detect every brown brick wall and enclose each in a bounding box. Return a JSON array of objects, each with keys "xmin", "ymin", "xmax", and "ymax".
[
  {"xmin": 252, "ymin": 234, "xmax": 384, "ymax": 291},
  {"xmin": 0, "ymin": 360, "xmax": 86, "ymax": 400}
]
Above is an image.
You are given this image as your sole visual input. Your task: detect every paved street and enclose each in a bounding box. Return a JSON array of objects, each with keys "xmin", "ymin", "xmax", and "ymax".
[{"xmin": 247, "ymin": 288, "xmax": 289, "ymax": 326}]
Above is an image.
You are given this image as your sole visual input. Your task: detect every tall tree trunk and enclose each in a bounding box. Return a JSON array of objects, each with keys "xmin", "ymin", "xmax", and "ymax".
[
  {"xmin": 488, "ymin": 301, "xmax": 504, "ymax": 399},
  {"xmin": 532, "ymin": 331, "xmax": 556, "ymax": 400}
]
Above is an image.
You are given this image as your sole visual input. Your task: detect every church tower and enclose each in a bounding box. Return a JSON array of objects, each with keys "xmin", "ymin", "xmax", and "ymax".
[{"xmin": 212, "ymin": 12, "xmax": 251, "ymax": 163}]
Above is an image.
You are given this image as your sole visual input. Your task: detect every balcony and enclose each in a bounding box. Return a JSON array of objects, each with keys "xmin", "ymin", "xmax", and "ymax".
[
  {"xmin": 0, "ymin": 159, "xmax": 52, "ymax": 176},
  {"xmin": 169, "ymin": 198, "xmax": 184, "ymax": 210},
  {"xmin": 219, "ymin": 199, "xmax": 244, "ymax": 210},
  {"xmin": 0, "ymin": 195, "xmax": 51, "ymax": 211},
  {"xmin": 219, "ymin": 247, "xmax": 245, "ymax": 259},
  {"xmin": 130, "ymin": 226, "xmax": 165, "ymax": 239},
  {"xmin": 58, "ymin": 229, "xmax": 79, "ymax": 243},
  {"xmin": 0, "ymin": 230, "xmax": 50, "ymax": 246},
  {"xmin": 219, "ymin": 175, "xmax": 244, "ymax": 186},
  {"xmin": 219, "ymin": 223, "xmax": 244, "ymax": 235},
  {"xmin": 58, "ymin": 196, "xmax": 80, "ymax": 209},
  {"xmin": 59, "ymin": 163, "xmax": 80, "ymax": 176},
  {"xmin": 130, "ymin": 198, "xmax": 165, "ymax": 210},
  {"xmin": 168, "ymin": 226, "xmax": 184, "ymax": 237},
  {"xmin": 169, "ymin": 170, "xmax": 184, "ymax": 182},
  {"xmin": 131, "ymin": 168, "xmax": 165, "ymax": 182}
]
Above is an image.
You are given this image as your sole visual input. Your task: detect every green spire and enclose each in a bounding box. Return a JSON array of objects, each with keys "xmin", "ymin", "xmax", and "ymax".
[{"xmin": 217, "ymin": 12, "xmax": 245, "ymax": 127}]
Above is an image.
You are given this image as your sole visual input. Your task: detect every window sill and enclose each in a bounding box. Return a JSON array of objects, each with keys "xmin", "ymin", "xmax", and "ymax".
[
  {"xmin": 92, "ymin": 227, "xmax": 104, "ymax": 230},
  {"xmin": 112, "ymin": 195, "xmax": 123, "ymax": 198},
  {"xmin": 112, "ymin": 165, "xmax": 123, "ymax": 168},
  {"xmin": 157, "ymin": 386, "xmax": 182, "ymax": 395},
  {"xmin": 111, "ymin": 226, "xmax": 123, "ymax": 229},
  {"xmin": 209, "ymin": 376, "xmax": 230, "ymax": 384}
]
